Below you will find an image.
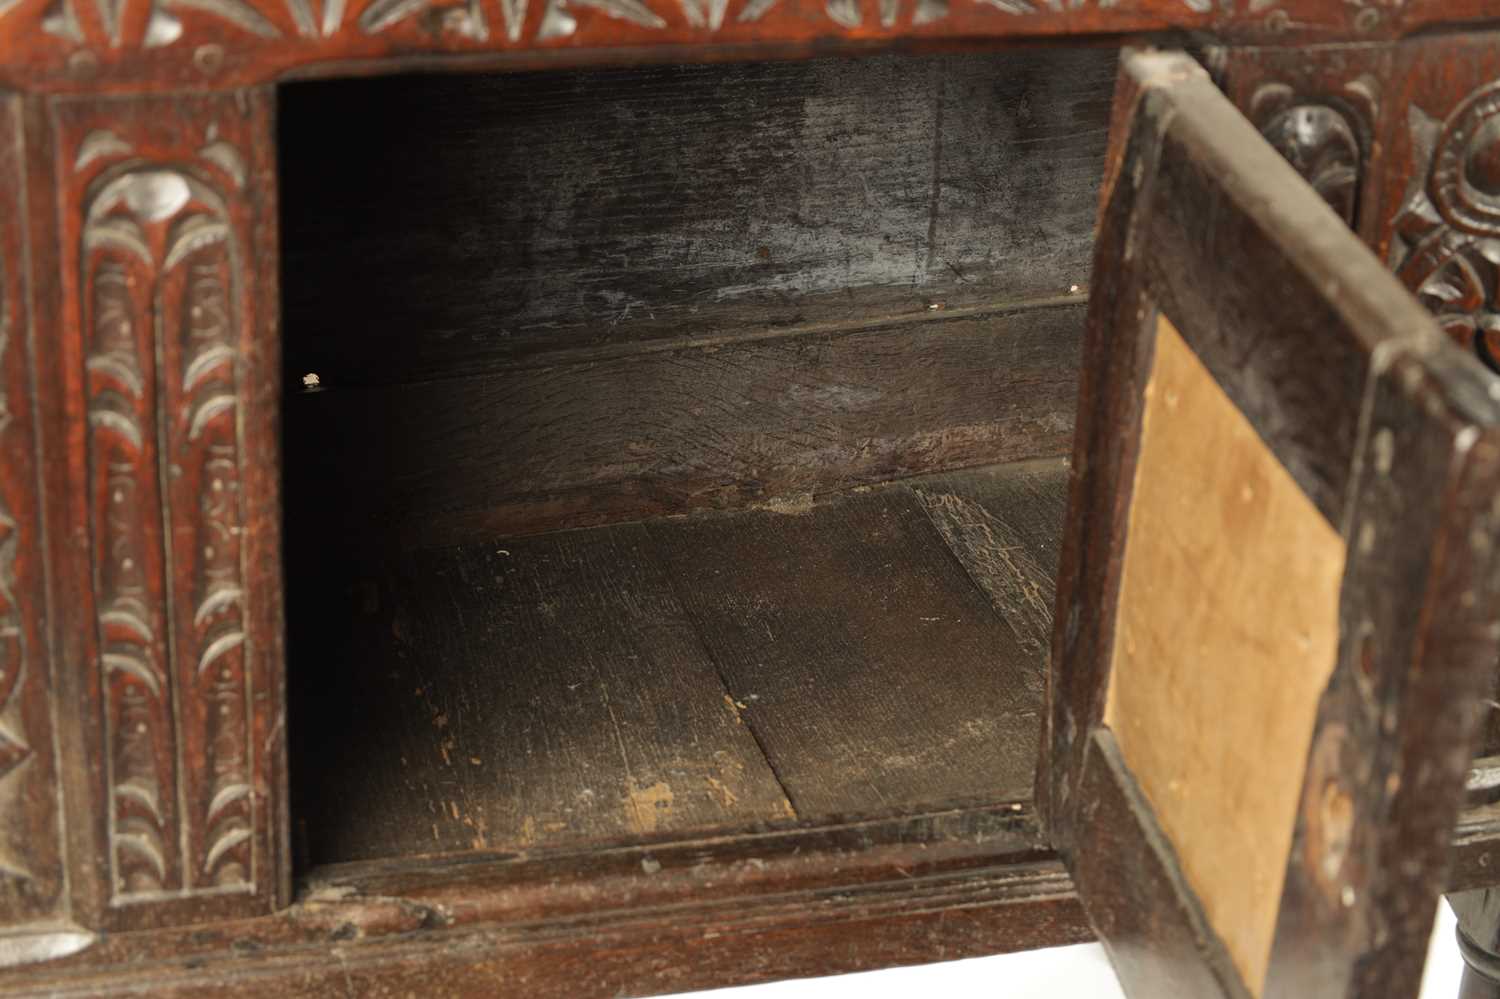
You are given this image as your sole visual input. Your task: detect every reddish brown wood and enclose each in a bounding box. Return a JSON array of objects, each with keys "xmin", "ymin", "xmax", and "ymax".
[
  {"xmin": 0, "ymin": 805, "xmax": 1091, "ymax": 996},
  {"xmin": 20, "ymin": 90, "xmax": 289, "ymax": 932},
  {"xmin": 0, "ymin": 0, "xmax": 1490, "ymax": 95}
]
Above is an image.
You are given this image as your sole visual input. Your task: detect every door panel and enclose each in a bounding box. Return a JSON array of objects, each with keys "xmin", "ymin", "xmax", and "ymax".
[{"xmin": 1046, "ymin": 49, "xmax": 1500, "ymax": 999}]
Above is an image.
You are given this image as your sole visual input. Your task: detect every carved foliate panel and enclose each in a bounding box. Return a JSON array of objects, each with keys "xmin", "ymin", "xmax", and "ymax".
[
  {"xmin": 0, "ymin": 97, "xmax": 66, "ymax": 928},
  {"xmin": 53, "ymin": 92, "xmax": 284, "ymax": 921}
]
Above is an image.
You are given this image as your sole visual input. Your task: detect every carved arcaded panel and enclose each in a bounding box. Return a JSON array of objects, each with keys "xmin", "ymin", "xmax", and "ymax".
[
  {"xmin": 0, "ymin": 0, "xmax": 1419, "ymax": 94},
  {"xmin": 55, "ymin": 92, "xmax": 283, "ymax": 921},
  {"xmin": 0, "ymin": 96, "xmax": 65, "ymax": 926}
]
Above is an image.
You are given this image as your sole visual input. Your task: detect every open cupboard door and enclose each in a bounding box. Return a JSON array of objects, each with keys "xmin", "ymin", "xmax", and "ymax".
[{"xmin": 1044, "ymin": 49, "xmax": 1500, "ymax": 999}]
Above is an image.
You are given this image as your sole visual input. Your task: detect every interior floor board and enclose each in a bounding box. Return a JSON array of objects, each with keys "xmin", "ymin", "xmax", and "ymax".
[
  {"xmin": 292, "ymin": 524, "xmax": 795, "ymax": 866},
  {"xmin": 290, "ymin": 459, "xmax": 1069, "ymax": 867}
]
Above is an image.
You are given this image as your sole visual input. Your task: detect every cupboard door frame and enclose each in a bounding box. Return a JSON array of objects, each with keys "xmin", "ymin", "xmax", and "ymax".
[{"xmin": 1045, "ymin": 48, "xmax": 1500, "ymax": 999}]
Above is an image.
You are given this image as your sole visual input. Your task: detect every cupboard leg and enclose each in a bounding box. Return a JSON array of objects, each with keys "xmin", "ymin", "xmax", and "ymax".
[{"xmin": 1453, "ymin": 890, "xmax": 1500, "ymax": 998}]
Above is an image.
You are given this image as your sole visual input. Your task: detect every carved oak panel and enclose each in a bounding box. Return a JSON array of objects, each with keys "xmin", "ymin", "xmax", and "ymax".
[
  {"xmin": 0, "ymin": 96, "xmax": 66, "ymax": 931},
  {"xmin": 1380, "ymin": 36, "xmax": 1500, "ymax": 374},
  {"xmin": 48, "ymin": 91, "xmax": 286, "ymax": 926}
]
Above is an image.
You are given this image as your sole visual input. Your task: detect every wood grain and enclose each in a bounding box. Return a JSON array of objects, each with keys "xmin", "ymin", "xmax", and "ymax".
[
  {"xmin": 291, "ymin": 461, "xmax": 1063, "ymax": 863},
  {"xmin": 650, "ymin": 482, "xmax": 1042, "ymax": 817},
  {"xmin": 0, "ymin": 0, "xmax": 1481, "ymax": 93},
  {"xmin": 2, "ymin": 805, "xmax": 1085, "ymax": 998},
  {"xmin": 1103, "ymin": 315, "xmax": 1345, "ymax": 997},
  {"xmin": 278, "ymin": 52, "xmax": 1112, "ymax": 386},
  {"xmin": 291, "ymin": 524, "xmax": 794, "ymax": 866},
  {"xmin": 911, "ymin": 457, "xmax": 1068, "ymax": 662}
]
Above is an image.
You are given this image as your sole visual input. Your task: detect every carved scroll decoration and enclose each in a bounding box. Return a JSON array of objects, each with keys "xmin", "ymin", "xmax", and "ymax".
[
  {"xmin": 81, "ymin": 131, "xmax": 253, "ymax": 900},
  {"xmin": 1389, "ymin": 81, "xmax": 1500, "ymax": 370}
]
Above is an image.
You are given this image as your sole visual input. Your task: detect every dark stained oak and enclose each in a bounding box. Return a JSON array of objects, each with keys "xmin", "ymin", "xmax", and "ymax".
[
  {"xmin": 292, "ymin": 524, "xmax": 796, "ymax": 867},
  {"xmin": 1050, "ymin": 49, "xmax": 1500, "ymax": 999},
  {"xmin": 284, "ymin": 299, "xmax": 1085, "ymax": 553},
  {"xmin": 7, "ymin": 7, "xmax": 1500, "ymax": 995}
]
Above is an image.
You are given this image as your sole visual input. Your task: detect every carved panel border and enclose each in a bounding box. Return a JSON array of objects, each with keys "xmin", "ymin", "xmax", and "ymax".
[
  {"xmin": 0, "ymin": 0, "xmax": 1435, "ymax": 95},
  {"xmin": 54, "ymin": 92, "xmax": 283, "ymax": 920},
  {"xmin": 1379, "ymin": 35, "xmax": 1500, "ymax": 376}
]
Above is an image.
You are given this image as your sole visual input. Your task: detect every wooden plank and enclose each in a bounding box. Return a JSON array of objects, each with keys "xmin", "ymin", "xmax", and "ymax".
[
  {"xmin": 284, "ymin": 301, "xmax": 1084, "ymax": 553},
  {"xmin": 0, "ymin": 94, "xmax": 66, "ymax": 932},
  {"xmin": 910, "ymin": 457, "xmax": 1068, "ymax": 661},
  {"xmin": 649, "ymin": 485, "xmax": 1041, "ymax": 817},
  {"xmin": 278, "ymin": 51, "xmax": 1113, "ymax": 386},
  {"xmin": 1103, "ymin": 315, "xmax": 1346, "ymax": 998},
  {"xmin": 289, "ymin": 523, "xmax": 794, "ymax": 867}
]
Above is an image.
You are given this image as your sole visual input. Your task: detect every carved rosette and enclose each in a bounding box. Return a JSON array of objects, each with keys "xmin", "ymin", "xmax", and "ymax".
[
  {"xmin": 1389, "ymin": 82, "xmax": 1500, "ymax": 369},
  {"xmin": 79, "ymin": 129, "xmax": 254, "ymax": 900}
]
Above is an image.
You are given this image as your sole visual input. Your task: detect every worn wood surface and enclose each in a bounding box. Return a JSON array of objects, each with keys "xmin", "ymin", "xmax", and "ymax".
[
  {"xmin": 1213, "ymin": 43, "xmax": 1389, "ymax": 242},
  {"xmin": 291, "ymin": 525, "xmax": 795, "ymax": 867},
  {"xmin": 292, "ymin": 461, "xmax": 1063, "ymax": 865},
  {"xmin": 1105, "ymin": 315, "xmax": 1346, "ymax": 998},
  {"xmin": 9, "ymin": 91, "xmax": 290, "ymax": 934},
  {"xmin": 0, "ymin": 0, "xmax": 1488, "ymax": 93},
  {"xmin": 1072, "ymin": 731, "xmax": 1251, "ymax": 999},
  {"xmin": 1052, "ymin": 49, "xmax": 1500, "ymax": 999},
  {"xmin": 279, "ymin": 51, "xmax": 1112, "ymax": 387},
  {"xmin": 284, "ymin": 299, "xmax": 1083, "ymax": 552},
  {"xmin": 651, "ymin": 480, "xmax": 1046, "ymax": 817},
  {"xmin": 0, "ymin": 95, "xmax": 66, "ymax": 934}
]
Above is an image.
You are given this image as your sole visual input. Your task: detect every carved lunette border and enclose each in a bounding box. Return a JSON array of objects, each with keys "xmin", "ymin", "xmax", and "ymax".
[{"xmin": 73, "ymin": 119, "xmax": 257, "ymax": 904}]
